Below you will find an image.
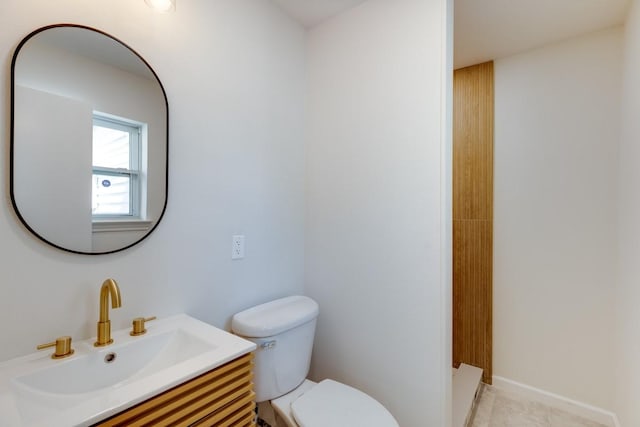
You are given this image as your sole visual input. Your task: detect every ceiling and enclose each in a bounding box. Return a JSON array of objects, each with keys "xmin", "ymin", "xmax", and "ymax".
[
  {"xmin": 36, "ymin": 27, "xmax": 154, "ymax": 80},
  {"xmin": 271, "ymin": 0, "xmax": 368, "ymax": 28},
  {"xmin": 455, "ymin": 0, "xmax": 631, "ymax": 69},
  {"xmin": 273, "ymin": 0, "xmax": 631, "ymax": 70}
]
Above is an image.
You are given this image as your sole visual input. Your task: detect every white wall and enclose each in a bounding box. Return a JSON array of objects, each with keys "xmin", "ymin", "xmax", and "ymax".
[
  {"xmin": 616, "ymin": 1, "xmax": 640, "ymax": 425},
  {"xmin": 0, "ymin": 0, "xmax": 305, "ymax": 361},
  {"xmin": 14, "ymin": 86, "xmax": 93, "ymax": 252},
  {"xmin": 305, "ymin": 1, "xmax": 451, "ymax": 426},
  {"xmin": 493, "ymin": 28, "xmax": 622, "ymax": 410}
]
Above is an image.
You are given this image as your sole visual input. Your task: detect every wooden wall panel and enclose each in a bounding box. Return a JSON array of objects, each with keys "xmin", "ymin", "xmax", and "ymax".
[
  {"xmin": 453, "ymin": 62, "xmax": 494, "ymax": 221},
  {"xmin": 453, "ymin": 61, "xmax": 494, "ymax": 384},
  {"xmin": 453, "ymin": 220, "xmax": 492, "ymax": 382}
]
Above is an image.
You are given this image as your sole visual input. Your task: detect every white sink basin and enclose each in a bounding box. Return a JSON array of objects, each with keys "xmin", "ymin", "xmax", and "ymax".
[
  {"xmin": 0, "ymin": 314, "xmax": 256, "ymax": 427},
  {"xmin": 15, "ymin": 329, "xmax": 215, "ymax": 395}
]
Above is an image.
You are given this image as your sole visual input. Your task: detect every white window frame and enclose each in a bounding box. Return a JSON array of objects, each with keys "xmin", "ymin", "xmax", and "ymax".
[{"xmin": 92, "ymin": 113, "xmax": 151, "ymax": 232}]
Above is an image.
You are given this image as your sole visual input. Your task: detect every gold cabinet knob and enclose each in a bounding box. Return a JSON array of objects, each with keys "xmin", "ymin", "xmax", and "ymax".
[
  {"xmin": 130, "ymin": 316, "xmax": 156, "ymax": 336},
  {"xmin": 37, "ymin": 336, "xmax": 74, "ymax": 359}
]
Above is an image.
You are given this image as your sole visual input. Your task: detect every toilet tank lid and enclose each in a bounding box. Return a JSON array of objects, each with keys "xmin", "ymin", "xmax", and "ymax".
[{"xmin": 231, "ymin": 296, "xmax": 319, "ymax": 338}]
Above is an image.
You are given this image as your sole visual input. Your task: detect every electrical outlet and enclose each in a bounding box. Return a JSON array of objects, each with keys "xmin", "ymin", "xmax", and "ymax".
[{"xmin": 232, "ymin": 235, "xmax": 245, "ymax": 260}]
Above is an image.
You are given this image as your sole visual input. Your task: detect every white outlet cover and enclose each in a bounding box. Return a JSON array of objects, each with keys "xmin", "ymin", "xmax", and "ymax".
[{"xmin": 232, "ymin": 235, "xmax": 245, "ymax": 260}]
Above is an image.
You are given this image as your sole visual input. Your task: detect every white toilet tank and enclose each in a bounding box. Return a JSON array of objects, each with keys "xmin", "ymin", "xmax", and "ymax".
[{"xmin": 231, "ymin": 296, "xmax": 319, "ymax": 402}]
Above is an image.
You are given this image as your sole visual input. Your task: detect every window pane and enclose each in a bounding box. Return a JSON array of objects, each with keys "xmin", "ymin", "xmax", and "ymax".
[
  {"xmin": 92, "ymin": 174, "xmax": 130, "ymax": 215},
  {"xmin": 93, "ymin": 125, "xmax": 130, "ymax": 169}
]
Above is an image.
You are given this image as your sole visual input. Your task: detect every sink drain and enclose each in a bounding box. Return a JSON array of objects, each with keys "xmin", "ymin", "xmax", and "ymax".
[{"xmin": 104, "ymin": 352, "xmax": 117, "ymax": 363}]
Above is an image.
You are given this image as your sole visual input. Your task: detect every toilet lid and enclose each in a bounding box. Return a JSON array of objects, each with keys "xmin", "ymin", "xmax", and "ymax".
[{"xmin": 291, "ymin": 380, "xmax": 399, "ymax": 427}]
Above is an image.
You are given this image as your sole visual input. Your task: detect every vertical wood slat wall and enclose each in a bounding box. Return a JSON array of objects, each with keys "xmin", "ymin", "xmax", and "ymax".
[{"xmin": 452, "ymin": 61, "xmax": 494, "ymax": 384}]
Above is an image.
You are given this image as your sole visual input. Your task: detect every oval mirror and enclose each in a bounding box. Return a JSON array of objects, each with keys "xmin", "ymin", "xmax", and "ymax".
[{"xmin": 11, "ymin": 24, "xmax": 168, "ymax": 254}]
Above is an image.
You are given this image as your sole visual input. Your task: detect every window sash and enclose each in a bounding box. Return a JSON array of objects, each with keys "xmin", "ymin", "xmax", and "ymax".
[{"xmin": 92, "ymin": 115, "xmax": 142, "ymax": 219}]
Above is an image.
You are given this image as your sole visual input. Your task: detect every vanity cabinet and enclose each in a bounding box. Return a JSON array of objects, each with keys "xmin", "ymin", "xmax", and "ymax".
[{"xmin": 94, "ymin": 352, "xmax": 256, "ymax": 427}]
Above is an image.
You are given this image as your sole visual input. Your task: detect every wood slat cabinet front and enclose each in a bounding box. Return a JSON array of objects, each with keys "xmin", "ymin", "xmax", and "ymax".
[{"xmin": 94, "ymin": 352, "xmax": 256, "ymax": 427}]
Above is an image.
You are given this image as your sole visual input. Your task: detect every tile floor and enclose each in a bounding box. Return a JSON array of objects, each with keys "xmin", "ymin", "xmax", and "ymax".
[{"xmin": 468, "ymin": 384, "xmax": 609, "ymax": 427}]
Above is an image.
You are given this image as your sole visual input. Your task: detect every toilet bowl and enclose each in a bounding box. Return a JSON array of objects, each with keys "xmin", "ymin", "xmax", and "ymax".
[
  {"xmin": 271, "ymin": 379, "xmax": 398, "ymax": 427},
  {"xmin": 231, "ymin": 296, "xmax": 398, "ymax": 427}
]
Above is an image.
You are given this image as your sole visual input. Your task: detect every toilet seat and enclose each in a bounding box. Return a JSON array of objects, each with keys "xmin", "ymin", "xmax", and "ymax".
[
  {"xmin": 271, "ymin": 380, "xmax": 317, "ymax": 426},
  {"xmin": 290, "ymin": 379, "xmax": 398, "ymax": 427}
]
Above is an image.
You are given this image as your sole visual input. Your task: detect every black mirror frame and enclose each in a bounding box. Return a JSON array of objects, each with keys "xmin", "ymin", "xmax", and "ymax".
[{"xmin": 10, "ymin": 23, "xmax": 169, "ymax": 255}]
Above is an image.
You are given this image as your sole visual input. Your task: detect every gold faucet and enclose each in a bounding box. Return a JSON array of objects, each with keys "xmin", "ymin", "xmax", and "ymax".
[
  {"xmin": 37, "ymin": 336, "xmax": 74, "ymax": 359},
  {"xmin": 94, "ymin": 278, "xmax": 122, "ymax": 347}
]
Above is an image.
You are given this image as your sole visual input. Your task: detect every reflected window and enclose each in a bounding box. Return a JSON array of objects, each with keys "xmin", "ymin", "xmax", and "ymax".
[{"xmin": 92, "ymin": 114, "xmax": 143, "ymax": 219}]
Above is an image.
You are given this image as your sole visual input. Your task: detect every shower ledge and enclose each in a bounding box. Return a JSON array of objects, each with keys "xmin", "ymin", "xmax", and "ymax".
[{"xmin": 452, "ymin": 363, "xmax": 483, "ymax": 427}]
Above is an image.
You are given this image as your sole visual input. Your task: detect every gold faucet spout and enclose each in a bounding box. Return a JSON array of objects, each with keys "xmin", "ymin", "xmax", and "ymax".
[
  {"xmin": 99, "ymin": 278, "xmax": 121, "ymax": 322},
  {"xmin": 95, "ymin": 278, "xmax": 122, "ymax": 347}
]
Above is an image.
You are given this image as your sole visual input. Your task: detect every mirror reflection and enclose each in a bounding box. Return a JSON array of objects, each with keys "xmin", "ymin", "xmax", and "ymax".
[{"xmin": 11, "ymin": 25, "xmax": 168, "ymax": 254}]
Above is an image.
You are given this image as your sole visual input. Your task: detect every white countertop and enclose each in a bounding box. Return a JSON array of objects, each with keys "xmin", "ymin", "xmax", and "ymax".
[{"xmin": 0, "ymin": 314, "xmax": 256, "ymax": 427}]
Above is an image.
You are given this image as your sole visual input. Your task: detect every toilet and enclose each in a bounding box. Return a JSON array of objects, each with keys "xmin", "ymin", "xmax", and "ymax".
[{"xmin": 231, "ymin": 296, "xmax": 399, "ymax": 427}]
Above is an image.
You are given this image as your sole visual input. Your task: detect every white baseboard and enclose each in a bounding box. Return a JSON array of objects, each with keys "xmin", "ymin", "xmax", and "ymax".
[{"xmin": 492, "ymin": 376, "xmax": 618, "ymax": 427}]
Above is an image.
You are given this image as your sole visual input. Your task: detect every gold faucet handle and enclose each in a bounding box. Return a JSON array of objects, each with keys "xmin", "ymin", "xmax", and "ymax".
[
  {"xmin": 130, "ymin": 316, "xmax": 157, "ymax": 336},
  {"xmin": 37, "ymin": 336, "xmax": 74, "ymax": 359}
]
